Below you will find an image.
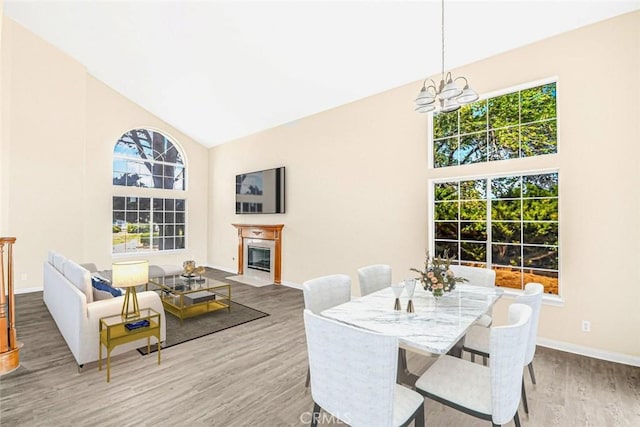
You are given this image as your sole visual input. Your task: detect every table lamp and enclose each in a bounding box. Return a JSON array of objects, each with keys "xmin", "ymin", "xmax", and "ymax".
[{"xmin": 112, "ymin": 260, "xmax": 149, "ymax": 319}]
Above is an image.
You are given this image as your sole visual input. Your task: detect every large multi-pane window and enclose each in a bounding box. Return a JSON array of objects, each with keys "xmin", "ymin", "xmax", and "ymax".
[
  {"xmin": 433, "ymin": 173, "xmax": 559, "ymax": 294},
  {"xmin": 112, "ymin": 129, "xmax": 186, "ymax": 254},
  {"xmin": 112, "ymin": 197, "xmax": 186, "ymax": 254},
  {"xmin": 433, "ymin": 82, "xmax": 557, "ymax": 168},
  {"xmin": 430, "ymin": 80, "xmax": 559, "ymax": 295}
]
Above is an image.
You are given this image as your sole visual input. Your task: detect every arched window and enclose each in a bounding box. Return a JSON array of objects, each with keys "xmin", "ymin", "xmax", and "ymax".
[
  {"xmin": 113, "ymin": 129, "xmax": 185, "ymax": 190},
  {"xmin": 112, "ymin": 129, "xmax": 186, "ymax": 254}
]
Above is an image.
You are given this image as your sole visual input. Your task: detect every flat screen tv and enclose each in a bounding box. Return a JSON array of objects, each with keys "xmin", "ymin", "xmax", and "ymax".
[{"xmin": 235, "ymin": 167, "xmax": 285, "ymax": 214}]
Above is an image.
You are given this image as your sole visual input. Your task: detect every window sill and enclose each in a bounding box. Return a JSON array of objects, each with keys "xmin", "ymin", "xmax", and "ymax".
[{"xmin": 501, "ymin": 288, "xmax": 564, "ymax": 307}]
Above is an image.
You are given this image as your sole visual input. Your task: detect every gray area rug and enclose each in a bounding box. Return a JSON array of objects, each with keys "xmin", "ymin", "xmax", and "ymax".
[{"xmin": 137, "ymin": 301, "xmax": 269, "ymax": 355}]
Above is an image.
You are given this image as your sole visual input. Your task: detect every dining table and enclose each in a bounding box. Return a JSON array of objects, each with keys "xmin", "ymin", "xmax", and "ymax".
[{"xmin": 321, "ymin": 283, "xmax": 504, "ymax": 385}]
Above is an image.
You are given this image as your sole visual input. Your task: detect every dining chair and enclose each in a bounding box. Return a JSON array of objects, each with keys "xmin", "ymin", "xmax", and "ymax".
[
  {"xmin": 415, "ymin": 303, "xmax": 532, "ymax": 427},
  {"xmin": 449, "ymin": 264, "xmax": 496, "ymax": 328},
  {"xmin": 302, "ymin": 274, "xmax": 351, "ymax": 388},
  {"xmin": 303, "ymin": 309, "xmax": 425, "ymax": 427},
  {"xmin": 462, "ymin": 282, "xmax": 544, "ymax": 414},
  {"xmin": 357, "ymin": 264, "xmax": 392, "ymax": 296}
]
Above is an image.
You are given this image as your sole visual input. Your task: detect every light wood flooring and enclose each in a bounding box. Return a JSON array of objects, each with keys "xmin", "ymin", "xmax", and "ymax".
[{"xmin": 1, "ymin": 269, "xmax": 639, "ymax": 426}]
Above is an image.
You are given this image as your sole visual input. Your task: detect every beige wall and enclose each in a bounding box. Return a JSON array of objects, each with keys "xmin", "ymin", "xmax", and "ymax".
[
  {"xmin": 209, "ymin": 11, "xmax": 640, "ymax": 359},
  {"xmin": 209, "ymin": 85, "xmax": 430, "ymax": 289},
  {"xmin": 1, "ymin": 17, "xmax": 209, "ymax": 289}
]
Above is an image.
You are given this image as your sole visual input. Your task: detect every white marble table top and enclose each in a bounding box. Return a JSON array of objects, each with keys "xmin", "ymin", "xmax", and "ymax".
[{"xmin": 321, "ymin": 284, "xmax": 504, "ymax": 355}]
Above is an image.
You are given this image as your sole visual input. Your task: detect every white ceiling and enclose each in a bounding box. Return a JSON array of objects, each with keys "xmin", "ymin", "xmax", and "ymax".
[{"xmin": 4, "ymin": 1, "xmax": 639, "ymax": 147}]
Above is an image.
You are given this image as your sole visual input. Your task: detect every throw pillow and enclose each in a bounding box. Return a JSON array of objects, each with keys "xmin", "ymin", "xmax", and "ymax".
[
  {"xmin": 91, "ymin": 275, "xmax": 122, "ymax": 299},
  {"xmin": 93, "ymin": 287, "xmax": 115, "ymax": 301}
]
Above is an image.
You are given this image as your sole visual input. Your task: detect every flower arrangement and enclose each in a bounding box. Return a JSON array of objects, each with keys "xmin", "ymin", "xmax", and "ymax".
[{"xmin": 410, "ymin": 250, "xmax": 467, "ymax": 298}]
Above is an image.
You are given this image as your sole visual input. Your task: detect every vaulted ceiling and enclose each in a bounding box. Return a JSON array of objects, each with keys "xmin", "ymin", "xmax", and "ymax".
[{"xmin": 4, "ymin": 1, "xmax": 639, "ymax": 147}]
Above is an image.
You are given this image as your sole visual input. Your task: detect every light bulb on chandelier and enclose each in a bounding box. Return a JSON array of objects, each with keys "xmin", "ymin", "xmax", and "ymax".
[{"xmin": 414, "ymin": 0, "xmax": 479, "ymax": 114}]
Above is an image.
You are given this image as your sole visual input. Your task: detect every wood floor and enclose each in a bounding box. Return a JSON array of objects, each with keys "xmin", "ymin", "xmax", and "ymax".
[{"xmin": 1, "ymin": 269, "xmax": 639, "ymax": 426}]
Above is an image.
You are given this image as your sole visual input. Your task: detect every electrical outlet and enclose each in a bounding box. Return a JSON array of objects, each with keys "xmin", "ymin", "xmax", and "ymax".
[
  {"xmin": 581, "ymin": 320, "xmax": 591, "ymax": 332},
  {"xmin": 21, "ymin": 273, "xmax": 28, "ymax": 281}
]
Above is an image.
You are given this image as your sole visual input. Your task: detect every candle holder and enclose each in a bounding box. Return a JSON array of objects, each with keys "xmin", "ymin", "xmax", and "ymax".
[
  {"xmin": 404, "ymin": 278, "xmax": 417, "ymax": 313},
  {"xmin": 391, "ymin": 283, "xmax": 404, "ymax": 311}
]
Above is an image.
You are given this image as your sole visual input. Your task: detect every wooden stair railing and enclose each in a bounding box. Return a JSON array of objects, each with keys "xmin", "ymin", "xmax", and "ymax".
[{"xmin": 0, "ymin": 237, "xmax": 22, "ymax": 375}]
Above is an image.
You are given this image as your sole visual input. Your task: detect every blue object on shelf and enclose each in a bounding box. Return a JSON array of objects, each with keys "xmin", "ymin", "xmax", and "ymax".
[{"xmin": 125, "ymin": 320, "xmax": 150, "ymax": 331}]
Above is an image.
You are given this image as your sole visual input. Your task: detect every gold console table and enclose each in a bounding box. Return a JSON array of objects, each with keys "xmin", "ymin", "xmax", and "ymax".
[{"xmin": 99, "ymin": 308, "xmax": 161, "ymax": 382}]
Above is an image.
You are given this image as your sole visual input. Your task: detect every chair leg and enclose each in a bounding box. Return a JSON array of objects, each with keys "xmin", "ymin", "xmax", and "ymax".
[
  {"xmin": 415, "ymin": 402, "xmax": 425, "ymax": 427},
  {"xmin": 310, "ymin": 402, "xmax": 321, "ymax": 427},
  {"xmin": 514, "ymin": 410, "xmax": 521, "ymax": 427},
  {"xmin": 305, "ymin": 366, "xmax": 310, "ymax": 388},
  {"xmin": 521, "ymin": 377, "xmax": 529, "ymax": 414},
  {"xmin": 528, "ymin": 361, "xmax": 537, "ymax": 384},
  {"xmin": 470, "ymin": 353, "xmax": 475, "ymax": 363}
]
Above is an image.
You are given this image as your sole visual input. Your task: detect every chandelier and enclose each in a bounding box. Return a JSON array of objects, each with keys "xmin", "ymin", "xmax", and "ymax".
[{"xmin": 414, "ymin": 0, "xmax": 478, "ymax": 114}]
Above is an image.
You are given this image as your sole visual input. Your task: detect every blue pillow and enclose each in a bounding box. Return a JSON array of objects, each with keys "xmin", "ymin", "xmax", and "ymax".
[{"xmin": 91, "ymin": 276, "xmax": 122, "ymax": 297}]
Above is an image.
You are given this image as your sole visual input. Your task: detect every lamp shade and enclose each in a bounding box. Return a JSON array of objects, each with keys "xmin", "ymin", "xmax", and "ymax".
[
  {"xmin": 112, "ymin": 260, "xmax": 149, "ymax": 288},
  {"xmin": 415, "ymin": 88, "xmax": 436, "ymax": 106},
  {"xmin": 457, "ymin": 85, "xmax": 479, "ymax": 104},
  {"xmin": 440, "ymin": 81, "xmax": 462, "ymax": 100},
  {"xmin": 440, "ymin": 97, "xmax": 461, "ymax": 113},
  {"xmin": 415, "ymin": 103, "xmax": 436, "ymax": 113}
]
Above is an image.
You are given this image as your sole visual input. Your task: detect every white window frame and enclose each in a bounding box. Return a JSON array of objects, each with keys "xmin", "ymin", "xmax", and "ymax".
[
  {"xmin": 427, "ymin": 77, "xmax": 562, "ymax": 304},
  {"xmin": 112, "ymin": 128, "xmax": 188, "ymax": 257},
  {"xmin": 428, "ymin": 76, "xmax": 560, "ymax": 169},
  {"xmin": 112, "ymin": 196, "xmax": 187, "ymax": 256}
]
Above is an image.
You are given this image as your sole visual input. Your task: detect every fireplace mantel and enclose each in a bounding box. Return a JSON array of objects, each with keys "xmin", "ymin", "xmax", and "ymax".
[{"xmin": 232, "ymin": 224, "xmax": 284, "ymax": 284}]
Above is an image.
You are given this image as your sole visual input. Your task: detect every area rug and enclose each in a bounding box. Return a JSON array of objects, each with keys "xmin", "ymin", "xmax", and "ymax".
[{"xmin": 137, "ymin": 301, "xmax": 269, "ymax": 355}]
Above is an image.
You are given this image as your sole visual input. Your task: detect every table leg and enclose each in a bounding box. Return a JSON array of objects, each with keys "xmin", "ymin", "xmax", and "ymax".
[
  {"xmin": 157, "ymin": 333, "xmax": 161, "ymax": 365},
  {"xmin": 447, "ymin": 336, "xmax": 465, "ymax": 358},
  {"xmin": 106, "ymin": 348, "xmax": 111, "ymax": 382},
  {"xmin": 98, "ymin": 343, "xmax": 102, "ymax": 371},
  {"xmin": 397, "ymin": 348, "xmax": 419, "ymax": 387}
]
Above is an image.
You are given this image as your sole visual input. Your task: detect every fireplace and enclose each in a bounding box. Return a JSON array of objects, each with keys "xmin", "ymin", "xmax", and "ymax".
[
  {"xmin": 232, "ymin": 224, "xmax": 284, "ymax": 285},
  {"xmin": 247, "ymin": 246, "xmax": 271, "ymax": 272}
]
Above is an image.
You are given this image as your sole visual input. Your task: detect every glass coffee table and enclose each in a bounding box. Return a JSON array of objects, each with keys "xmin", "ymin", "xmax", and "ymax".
[{"xmin": 146, "ymin": 275, "xmax": 231, "ymax": 324}]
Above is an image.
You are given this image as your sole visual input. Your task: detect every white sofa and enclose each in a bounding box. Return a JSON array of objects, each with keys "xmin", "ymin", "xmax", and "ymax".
[{"xmin": 43, "ymin": 251, "xmax": 167, "ymax": 367}]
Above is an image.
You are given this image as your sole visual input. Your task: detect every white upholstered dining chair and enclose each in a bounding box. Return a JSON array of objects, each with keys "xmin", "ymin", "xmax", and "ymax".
[
  {"xmin": 449, "ymin": 264, "xmax": 496, "ymax": 328},
  {"xmin": 304, "ymin": 310, "xmax": 425, "ymax": 427},
  {"xmin": 462, "ymin": 282, "xmax": 544, "ymax": 414},
  {"xmin": 302, "ymin": 274, "xmax": 351, "ymax": 388},
  {"xmin": 415, "ymin": 303, "xmax": 532, "ymax": 427},
  {"xmin": 357, "ymin": 264, "xmax": 392, "ymax": 296}
]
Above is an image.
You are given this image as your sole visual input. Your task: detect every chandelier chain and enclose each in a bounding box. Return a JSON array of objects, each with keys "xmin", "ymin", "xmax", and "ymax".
[{"xmin": 414, "ymin": 0, "xmax": 478, "ymax": 113}]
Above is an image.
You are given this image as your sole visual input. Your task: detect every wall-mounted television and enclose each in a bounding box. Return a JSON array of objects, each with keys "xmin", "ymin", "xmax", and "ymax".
[{"xmin": 235, "ymin": 167, "xmax": 285, "ymax": 214}]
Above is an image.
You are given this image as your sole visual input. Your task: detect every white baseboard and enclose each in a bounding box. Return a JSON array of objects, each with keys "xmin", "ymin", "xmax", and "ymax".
[
  {"xmin": 206, "ymin": 264, "xmax": 236, "ymax": 274},
  {"xmin": 15, "ymin": 286, "xmax": 43, "ymax": 294},
  {"xmin": 281, "ymin": 280, "xmax": 302, "ymax": 290},
  {"xmin": 537, "ymin": 337, "xmax": 640, "ymax": 367}
]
